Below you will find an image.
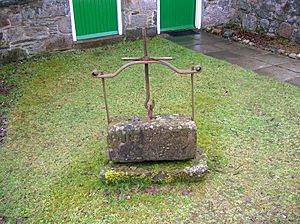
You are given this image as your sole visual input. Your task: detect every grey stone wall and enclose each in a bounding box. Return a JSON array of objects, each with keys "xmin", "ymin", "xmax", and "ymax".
[
  {"xmin": 202, "ymin": 0, "xmax": 300, "ymax": 43},
  {"xmin": 1, "ymin": 0, "xmax": 299, "ymax": 63},
  {"xmin": 0, "ymin": 0, "xmax": 158, "ymax": 63},
  {"xmin": 122, "ymin": 0, "xmax": 157, "ymax": 38},
  {"xmin": 0, "ymin": 0, "xmax": 36, "ymax": 7},
  {"xmin": 202, "ymin": 0, "xmax": 237, "ymax": 27},
  {"xmin": 0, "ymin": 0, "xmax": 72, "ymax": 63},
  {"xmin": 234, "ymin": 0, "xmax": 300, "ymax": 43}
]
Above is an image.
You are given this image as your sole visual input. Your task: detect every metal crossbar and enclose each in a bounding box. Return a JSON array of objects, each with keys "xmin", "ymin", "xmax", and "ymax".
[{"xmin": 92, "ymin": 28, "xmax": 202, "ymax": 124}]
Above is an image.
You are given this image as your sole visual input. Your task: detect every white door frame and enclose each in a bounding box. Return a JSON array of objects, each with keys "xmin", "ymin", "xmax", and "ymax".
[
  {"xmin": 157, "ymin": 0, "xmax": 161, "ymax": 34},
  {"xmin": 195, "ymin": 0, "xmax": 202, "ymax": 29},
  {"xmin": 116, "ymin": 0, "xmax": 123, "ymax": 36},
  {"xmin": 68, "ymin": 0, "xmax": 123, "ymax": 42},
  {"xmin": 157, "ymin": 0, "xmax": 202, "ymax": 34}
]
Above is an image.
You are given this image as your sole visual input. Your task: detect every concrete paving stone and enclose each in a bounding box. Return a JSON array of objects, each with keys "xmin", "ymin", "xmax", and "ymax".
[
  {"xmin": 255, "ymin": 66, "xmax": 300, "ymax": 81},
  {"xmin": 187, "ymin": 44, "xmax": 223, "ymax": 53},
  {"xmin": 250, "ymin": 53, "xmax": 291, "ymax": 65},
  {"xmin": 166, "ymin": 30, "xmax": 300, "ymax": 88},
  {"xmin": 172, "ymin": 38, "xmax": 204, "ymax": 47},
  {"xmin": 212, "ymin": 41, "xmax": 243, "ymax": 51},
  {"xmin": 192, "ymin": 32, "xmax": 224, "ymax": 44},
  {"xmin": 166, "ymin": 30, "xmax": 197, "ymax": 37},
  {"xmin": 166, "ymin": 36, "xmax": 194, "ymax": 45},
  {"xmin": 205, "ymin": 50, "xmax": 241, "ymax": 60},
  {"xmin": 166, "ymin": 34, "xmax": 194, "ymax": 42},
  {"xmin": 285, "ymin": 77, "xmax": 300, "ymax": 87},
  {"xmin": 234, "ymin": 42, "xmax": 269, "ymax": 53},
  {"xmin": 277, "ymin": 61, "xmax": 300, "ymax": 73},
  {"xmin": 228, "ymin": 56, "xmax": 272, "ymax": 70},
  {"xmin": 232, "ymin": 45, "xmax": 268, "ymax": 56}
]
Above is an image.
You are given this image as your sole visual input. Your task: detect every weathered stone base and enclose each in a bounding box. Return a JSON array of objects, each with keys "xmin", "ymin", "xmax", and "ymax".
[
  {"xmin": 107, "ymin": 114, "xmax": 197, "ymax": 163},
  {"xmin": 99, "ymin": 148, "xmax": 208, "ymax": 184}
]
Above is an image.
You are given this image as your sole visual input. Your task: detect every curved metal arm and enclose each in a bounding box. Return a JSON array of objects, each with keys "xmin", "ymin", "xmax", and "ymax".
[
  {"xmin": 92, "ymin": 61, "xmax": 201, "ymax": 124},
  {"xmin": 122, "ymin": 56, "xmax": 173, "ymax": 61},
  {"xmin": 93, "ymin": 60, "xmax": 201, "ymax": 78},
  {"xmin": 92, "ymin": 28, "xmax": 202, "ymax": 124}
]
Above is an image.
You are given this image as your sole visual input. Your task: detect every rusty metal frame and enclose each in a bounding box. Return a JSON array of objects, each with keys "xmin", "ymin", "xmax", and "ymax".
[{"xmin": 92, "ymin": 28, "xmax": 201, "ymax": 124}]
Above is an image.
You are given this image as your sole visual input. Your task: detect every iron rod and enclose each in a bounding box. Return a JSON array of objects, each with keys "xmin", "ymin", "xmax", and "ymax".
[
  {"xmin": 122, "ymin": 56, "xmax": 173, "ymax": 61},
  {"xmin": 93, "ymin": 28, "xmax": 202, "ymax": 122},
  {"xmin": 101, "ymin": 78, "xmax": 110, "ymax": 124},
  {"xmin": 191, "ymin": 74, "xmax": 195, "ymax": 121},
  {"xmin": 95, "ymin": 60, "xmax": 200, "ymax": 79},
  {"xmin": 142, "ymin": 28, "xmax": 152, "ymax": 120},
  {"xmin": 144, "ymin": 64, "xmax": 150, "ymax": 110},
  {"xmin": 142, "ymin": 29, "xmax": 148, "ymax": 57}
]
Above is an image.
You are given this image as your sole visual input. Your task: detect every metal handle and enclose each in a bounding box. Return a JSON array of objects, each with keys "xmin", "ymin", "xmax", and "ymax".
[{"xmin": 92, "ymin": 28, "xmax": 202, "ymax": 124}]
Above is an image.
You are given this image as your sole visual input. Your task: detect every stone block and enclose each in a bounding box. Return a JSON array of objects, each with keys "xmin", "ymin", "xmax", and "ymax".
[
  {"xmin": 140, "ymin": 0, "xmax": 156, "ymax": 10},
  {"xmin": 295, "ymin": 30, "xmax": 300, "ymax": 44},
  {"xmin": 107, "ymin": 115, "xmax": 197, "ymax": 163},
  {"xmin": 44, "ymin": 34, "xmax": 73, "ymax": 51},
  {"xmin": 125, "ymin": 27, "xmax": 156, "ymax": 40},
  {"xmin": 100, "ymin": 148, "xmax": 207, "ymax": 184},
  {"xmin": 0, "ymin": 14, "xmax": 10, "ymax": 28},
  {"xmin": 0, "ymin": 48, "xmax": 27, "ymax": 63},
  {"xmin": 58, "ymin": 16, "xmax": 72, "ymax": 34},
  {"xmin": 259, "ymin": 19, "xmax": 270, "ymax": 32},
  {"xmin": 0, "ymin": 0, "xmax": 32, "ymax": 7},
  {"xmin": 129, "ymin": 14, "xmax": 148, "ymax": 27},
  {"xmin": 202, "ymin": 4, "xmax": 235, "ymax": 27},
  {"xmin": 239, "ymin": 0, "xmax": 250, "ymax": 12},
  {"xmin": 255, "ymin": 3, "xmax": 275, "ymax": 19},
  {"xmin": 6, "ymin": 27, "xmax": 24, "ymax": 43},
  {"xmin": 9, "ymin": 13, "xmax": 22, "ymax": 26},
  {"xmin": 123, "ymin": 0, "xmax": 140, "ymax": 11},
  {"xmin": 278, "ymin": 22, "xmax": 292, "ymax": 38},
  {"xmin": 0, "ymin": 32, "xmax": 9, "ymax": 49},
  {"xmin": 24, "ymin": 26, "xmax": 50, "ymax": 39},
  {"xmin": 242, "ymin": 14, "xmax": 257, "ymax": 30}
]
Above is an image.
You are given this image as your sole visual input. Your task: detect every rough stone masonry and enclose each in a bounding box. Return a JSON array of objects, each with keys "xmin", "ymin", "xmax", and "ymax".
[
  {"xmin": 0, "ymin": 0, "xmax": 158, "ymax": 63},
  {"xmin": 234, "ymin": 0, "xmax": 300, "ymax": 43},
  {"xmin": 1, "ymin": 0, "xmax": 299, "ymax": 63},
  {"xmin": 107, "ymin": 114, "xmax": 197, "ymax": 163},
  {"xmin": 203, "ymin": 0, "xmax": 300, "ymax": 43},
  {"xmin": 0, "ymin": 0, "xmax": 73, "ymax": 63}
]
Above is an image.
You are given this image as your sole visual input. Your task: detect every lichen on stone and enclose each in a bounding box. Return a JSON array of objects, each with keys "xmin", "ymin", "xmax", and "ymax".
[{"xmin": 99, "ymin": 150, "xmax": 208, "ymax": 184}]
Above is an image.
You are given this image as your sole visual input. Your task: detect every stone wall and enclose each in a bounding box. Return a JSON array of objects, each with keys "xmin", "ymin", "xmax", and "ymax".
[
  {"xmin": 202, "ymin": 0, "xmax": 237, "ymax": 27},
  {"xmin": 0, "ymin": 0, "xmax": 158, "ymax": 63},
  {"xmin": 202, "ymin": 0, "xmax": 300, "ymax": 43},
  {"xmin": 1, "ymin": 0, "xmax": 299, "ymax": 63},
  {"xmin": 234, "ymin": 0, "xmax": 300, "ymax": 43},
  {"xmin": 122, "ymin": 0, "xmax": 157, "ymax": 38},
  {"xmin": 0, "ymin": 0, "xmax": 72, "ymax": 63}
]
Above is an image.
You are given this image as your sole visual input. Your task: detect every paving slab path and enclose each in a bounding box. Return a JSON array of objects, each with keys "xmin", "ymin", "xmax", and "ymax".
[{"xmin": 166, "ymin": 31, "xmax": 300, "ymax": 88}]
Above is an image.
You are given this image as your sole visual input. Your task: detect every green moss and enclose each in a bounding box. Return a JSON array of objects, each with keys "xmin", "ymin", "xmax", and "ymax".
[
  {"xmin": 104, "ymin": 170, "xmax": 128, "ymax": 183},
  {"xmin": 100, "ymin": 157, "xmax": 207, "ymax": 184}
]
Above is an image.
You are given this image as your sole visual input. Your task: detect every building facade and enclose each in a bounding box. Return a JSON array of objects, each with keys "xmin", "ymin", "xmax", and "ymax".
[{"xmin": 0, "ymin": 0, "xmax": 299, "ymax": 63}]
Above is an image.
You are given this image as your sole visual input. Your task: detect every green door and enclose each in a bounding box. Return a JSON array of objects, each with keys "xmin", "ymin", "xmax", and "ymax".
[
  {"xmin": 73, "ymin": 0, "xmax": 118, "ymax": 40},
  {"xmin": 160, "ymin": 0, "xmax": 196, "ymax": 32}
]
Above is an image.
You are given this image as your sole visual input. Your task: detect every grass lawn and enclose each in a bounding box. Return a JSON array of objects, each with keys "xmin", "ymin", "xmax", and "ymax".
[{"xmin": 1, "ymin": 37, "xmax": 299, "ymax": 223}]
